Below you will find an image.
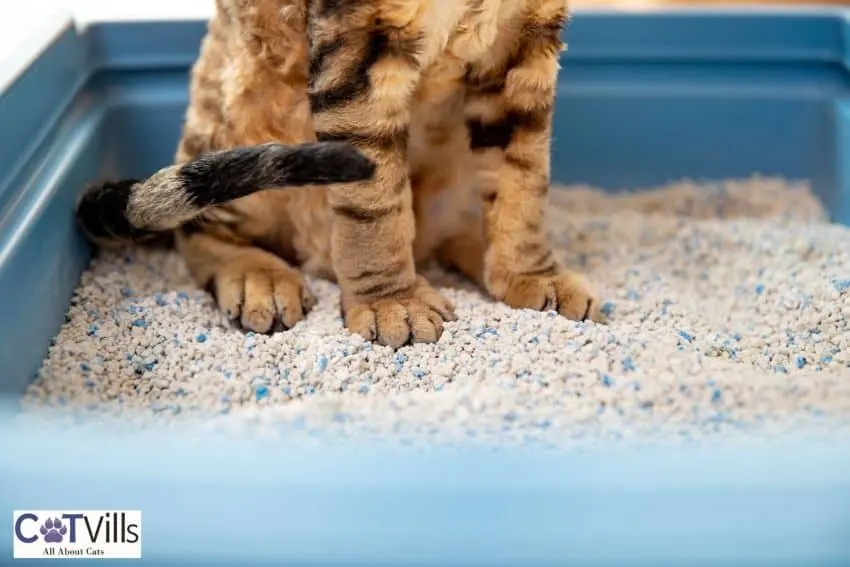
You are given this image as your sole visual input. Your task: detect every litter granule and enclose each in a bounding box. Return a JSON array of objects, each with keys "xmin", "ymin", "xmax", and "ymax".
[{"xmin": 20, "ymin": 175, "xmax": 850, "ymax": 448}]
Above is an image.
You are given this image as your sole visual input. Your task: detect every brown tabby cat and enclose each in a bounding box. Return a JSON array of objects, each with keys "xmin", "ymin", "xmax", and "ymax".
[{"xmin": 76, "ymin": 0, "xmax": 599, "ymax": 348}]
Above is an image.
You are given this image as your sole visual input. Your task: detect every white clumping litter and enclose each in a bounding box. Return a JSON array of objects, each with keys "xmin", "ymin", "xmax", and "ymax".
[{"xmin": 20, "ymin": 175, "xmax": 850, "ymax": 448}]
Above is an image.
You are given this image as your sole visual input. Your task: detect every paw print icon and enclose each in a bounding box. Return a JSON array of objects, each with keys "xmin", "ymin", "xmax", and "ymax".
[{"xmin": 39, "ymin": 518, "xmax": 67, "ymax": 543}]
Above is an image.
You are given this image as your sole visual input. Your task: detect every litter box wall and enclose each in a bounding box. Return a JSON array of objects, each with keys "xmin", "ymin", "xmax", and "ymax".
[{"xmin": 1, "ymin": 11, "xmax": 850, "ymax": 394}]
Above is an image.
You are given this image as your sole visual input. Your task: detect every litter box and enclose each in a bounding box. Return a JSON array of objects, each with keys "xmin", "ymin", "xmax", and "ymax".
[{"xmin": 1, "ymin": 7, "xmax": 850, "ymax": 567}]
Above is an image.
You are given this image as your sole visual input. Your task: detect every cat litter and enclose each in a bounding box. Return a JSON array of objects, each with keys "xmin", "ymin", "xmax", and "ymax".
[{"xmin": 20, "ymin": 175, "xmax": 850, "ymax": 448}]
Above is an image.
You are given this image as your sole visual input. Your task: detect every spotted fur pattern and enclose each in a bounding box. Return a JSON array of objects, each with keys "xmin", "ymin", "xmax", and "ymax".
[{"xmin": 77, "ymin": 0, "xmax": 599, "ymax": 347}]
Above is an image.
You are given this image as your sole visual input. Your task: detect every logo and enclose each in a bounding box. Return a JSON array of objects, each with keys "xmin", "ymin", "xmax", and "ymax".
[{"xmin": 12, "ymin": 511, "xmax": 141, "ymax": 559}]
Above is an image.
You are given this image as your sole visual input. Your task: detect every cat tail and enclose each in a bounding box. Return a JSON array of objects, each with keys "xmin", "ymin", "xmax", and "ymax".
[{"xmin": 75, "ymin": 141, "xmax": 375, "ymax": 246}]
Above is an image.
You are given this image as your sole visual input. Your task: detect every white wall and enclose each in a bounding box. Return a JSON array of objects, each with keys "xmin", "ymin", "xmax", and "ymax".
[{"xmin": 0, "ymin": 0, "xmax": 214, "ymax": 94}]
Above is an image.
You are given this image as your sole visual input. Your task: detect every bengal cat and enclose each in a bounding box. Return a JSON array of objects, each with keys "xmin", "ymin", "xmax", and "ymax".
[{"xmin": 76, "ymin": 0, "xmax": 599, "ymax": 348}]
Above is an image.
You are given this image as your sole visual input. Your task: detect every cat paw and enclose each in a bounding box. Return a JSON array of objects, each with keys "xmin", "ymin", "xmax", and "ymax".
[
  {"xmin": 499, "ymin": 271, "xmax": 598, "ymax": 321},
  {"xmin": 210, "ymin": 259, "xmax": 316, "ymax": 334},
  {"xmin": 344, "ymin": 278, "xmax": 456, "ymax": 348}
]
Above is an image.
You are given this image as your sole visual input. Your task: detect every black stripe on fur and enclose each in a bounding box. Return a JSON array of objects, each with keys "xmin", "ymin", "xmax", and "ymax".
[{"xmin": 178, "ymin": 141, "xmax": 375, "ymax": 206}]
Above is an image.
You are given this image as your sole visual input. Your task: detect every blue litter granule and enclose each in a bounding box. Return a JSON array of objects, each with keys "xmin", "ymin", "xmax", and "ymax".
[
  {"xmin": 131, "ymin": 319, "xmax": 148, "ymax": 328},
  {"xmin": 154, "ymin": 294, "xmax": 167, "ymax": 307},
  {"xmin": 120, "ymin": 287, "xmax": 134, "ymax": 298},
  {"xmin": 677, "ymin": 330, "xmax": 695, "ymax": 343},
  {"xmin": 711, "ymin": 389, "xmax": 722, "ymax": 404},
  {"xmin": 754, "ymin": 284, "xmax": 765, "ymax": 295},
  {"xmin": 529, "ymin": 336, "xmax": 539, "ymax": 345},
  {"xmin": 145, "ymin": 361, "xmax": 156, "ymax": 372},
  {"xmin": 306, "ymin": 386, "xmax": 316, "ymax": 395},
  {"xmin": 318, "ymin": 356, "xmax": 329, "ymax": 373},
  {"xmin": 795, "ymin": 356, "xmax": 807, "ymax": 369},
  {"xmin": 820, "ymin": 355, "xmax": 833, "ymax": 364},
  {"xmin": 80, "ymin": 363, "xmax": 91, "ymax": 373},
  {"xmin": 394, "ymin": 352, "xmax": 407, "ymax": 372},
  {"xmin": 482, "ymin": 327, "xmax": 500, "ymax": 338},
  {"xmin": 177, "ymin": 291, "xmax": 190, "ymax": 301},
  {"xmin": 435, "ymin": 384, "xmax": 444, "ymax": 392},
  {"xmin": 774, "ymin": 365, "xmax": 789, "ymax": 374},
  {"xmin": 358, "ymin": 384, "xmax": 369, "ymax": 394},
  {"xmin": 600, "ymin": 302, "xmax": 615, "ymax": 317},
  {"xmin": 626, "ymin": 289, "xmax": 640, "ymax": 301},
  {"xmin": 832, "ymin": 279, "xmax": 850, "ymax": 293},
  {"xmin": 600, "ymin": 374, "xmax": 614, "ymax": 387},
  {"xmin": 622, "ymin": 356, "xmax": 636, "ymax": 372},
  {"xmin": 196, "ymin": 334, "xmax": 207, "ymax": 343},
  {"xmin": 86, "ymin": 324, "xmax": 99, "ymax": 337},
  {"xmin": 412, "ymin": 369, "xmax": 426, "ymax": 379},
  {"xmin": 282, "ymin": 386, "xmax": 291, "ymax": 395},
  {"xmin": 255, "ymin": 386, "xmax": 269, "ymax": 401}
]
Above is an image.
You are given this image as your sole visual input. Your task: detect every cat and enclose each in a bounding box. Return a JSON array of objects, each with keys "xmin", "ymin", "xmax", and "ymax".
[{"xmin": 76, "ymin": 0, "xmax": 599, "ymax": 348}]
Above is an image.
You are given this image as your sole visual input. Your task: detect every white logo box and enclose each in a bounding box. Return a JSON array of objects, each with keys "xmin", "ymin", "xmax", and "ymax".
[{"xmin": 12, "ymin": 511, "xmax": 142, "ymax": 560}]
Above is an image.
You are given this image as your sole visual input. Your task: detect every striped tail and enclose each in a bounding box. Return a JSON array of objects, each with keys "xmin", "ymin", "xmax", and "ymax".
[{"xmin": 75, "ymin": 141, "xmax": 375, "ymax": 246}]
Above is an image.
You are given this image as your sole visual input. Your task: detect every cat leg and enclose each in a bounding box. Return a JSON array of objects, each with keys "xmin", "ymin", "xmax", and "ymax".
[
  {"xmin": 464, "ymin": 1, "xmax": 598, "ymax": 321},
  {"xmin": 176, "ymin": 229, "xmax": 316, "ymax": 333},
  {"xmin": 406, "ymin": 57, "xmax": 487, "ymax": 288},
  {"xmin": 307, "ymin": 3, "xmax": 455, "ymax": 348},
  {"xmin": 164, "ymin": 3, "xmax": 327, "ymax": 334}
]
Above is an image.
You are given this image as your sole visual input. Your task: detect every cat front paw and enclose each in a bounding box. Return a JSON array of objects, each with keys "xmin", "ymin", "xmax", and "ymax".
[
  {"xmin": 343, "ymin": 277, "xmax": 456, "ymax": 348},
  {"xmin": 493, "ymin": 270, "xmax": 599, "ymax": 321}
]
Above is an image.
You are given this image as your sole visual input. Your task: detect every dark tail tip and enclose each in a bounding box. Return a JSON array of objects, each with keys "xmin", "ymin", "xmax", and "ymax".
[{"xmin": 75, "ymin": 179, "xmax": 161, "ymax": 246}]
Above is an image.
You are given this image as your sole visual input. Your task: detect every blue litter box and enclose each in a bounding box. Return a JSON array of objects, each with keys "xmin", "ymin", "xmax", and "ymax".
[{"xmin": 1, "ymin": 8, "xmax": 850, "ymax": 566}]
